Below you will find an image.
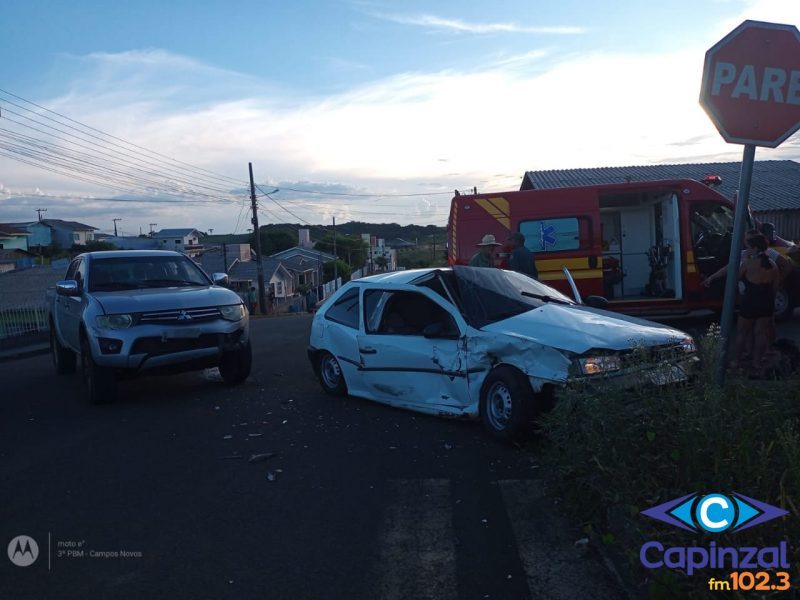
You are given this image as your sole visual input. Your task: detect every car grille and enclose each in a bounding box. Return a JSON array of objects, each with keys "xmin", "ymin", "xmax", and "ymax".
[
  {"xmin": 619, "ymin": 343, "xmax": 686, "ymax": 369},
  {"xmin": 131, "ymin": 334, "xmax": 220, "ymax": 356},
  {"xmin": 137, "ymin": 307, "xmax": 221, "ymax": 324}
]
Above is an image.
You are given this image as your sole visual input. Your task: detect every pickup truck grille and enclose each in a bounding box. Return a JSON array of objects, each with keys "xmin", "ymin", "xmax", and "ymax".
[
  {"xmin": 131, "ymin": 334, "xmax": 220, "ymax": 356},
  {"xmin": 138, "ymin": 307, "xmax": 221, "ymax": 324}
]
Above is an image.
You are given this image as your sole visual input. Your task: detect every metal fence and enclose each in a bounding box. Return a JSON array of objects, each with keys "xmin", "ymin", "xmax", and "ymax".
[{"xmin": 0, "ymin": 304, "xmax": 49, "ymax": 339}]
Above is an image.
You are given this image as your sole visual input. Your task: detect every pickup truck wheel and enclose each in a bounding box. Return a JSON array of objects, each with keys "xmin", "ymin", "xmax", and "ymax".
[
  {"xmin": 219, "ymin": 341, "xmax": 252, "ymax": 386},
  {"xmin": 479, "ymin": 366, "xmax": 535, "ymax": 442},
  {"xmin": 315, "ymin": 351, "xmax": 347, "ymax": 396},
  {"xmin": 51, "ymin": 327, "xmax": 76, "ymax": 374},
  {"xmin": 81, "ymin": 337, "xmax": 116, "ymax": 405}
]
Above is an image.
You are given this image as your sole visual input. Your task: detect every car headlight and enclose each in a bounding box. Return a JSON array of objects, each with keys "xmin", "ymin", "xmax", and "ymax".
[
  {"xmin": 576, "ymin": 355, "xmax": 621, "ymax": 376},
  {"xmin": 96, "ymin": 314, "xmax": 133, "ymax": 329},
  {"xmin": 219, "ymin": 303, "xmax": 246, "ymax": 322},
  {"xmin": 680, "ymin": 337, "xmax": 697, "ymax": 354}
]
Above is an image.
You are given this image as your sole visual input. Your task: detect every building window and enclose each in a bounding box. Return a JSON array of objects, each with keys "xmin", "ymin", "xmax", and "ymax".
[
  {"xmin": 175, "ymin": 239, "xmax": 181, "ymax": 244},
  {"xmin": 73, "ymin": 233, "xmax": 80, "ymax": 241}
]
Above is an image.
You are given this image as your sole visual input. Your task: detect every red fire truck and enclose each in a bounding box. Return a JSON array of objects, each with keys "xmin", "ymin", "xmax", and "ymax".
[{"xmin": 447, "ymin": 179, "xmax": 798, "ymax": 319}]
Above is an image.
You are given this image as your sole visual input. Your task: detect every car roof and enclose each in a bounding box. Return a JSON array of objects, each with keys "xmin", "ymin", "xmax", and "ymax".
[
  {"xmin": 355, "ymin": 268, "xmax": 443, "ymax": 285},
  {"xmin": 80, "ymin": 250, "xmax": 187, "ymax": 260}
]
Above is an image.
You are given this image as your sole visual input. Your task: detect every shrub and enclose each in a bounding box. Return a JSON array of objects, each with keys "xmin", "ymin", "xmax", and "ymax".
[{"xmin": 539, "ymin": 326, "xmax": 800, "ymax": 596}]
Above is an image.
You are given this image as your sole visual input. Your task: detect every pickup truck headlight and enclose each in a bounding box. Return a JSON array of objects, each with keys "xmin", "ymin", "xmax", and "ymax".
[
  {"xmin": 96, "ymin": 314, "xmax": 133, "ymax": 329},
  {"xmin": 576, "ymin": 355, "xmax": 621, "ymax": 376},
  {"xmin": 219, "ymin": 304, "xmax": 246, "ymax": 322}
]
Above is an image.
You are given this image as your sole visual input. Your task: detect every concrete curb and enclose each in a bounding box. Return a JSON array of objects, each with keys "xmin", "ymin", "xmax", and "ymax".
[{"xmin": 0, "ymin": 343, "xmax": 51, "ymax": 363}]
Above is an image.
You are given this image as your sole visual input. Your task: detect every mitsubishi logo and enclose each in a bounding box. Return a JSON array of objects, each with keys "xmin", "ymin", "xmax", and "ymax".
[
  {"xmin": 8, "ymin": 535, "xmax": 39, "ymax": 567},
  {"xmin": 176, "ymin": 310, "xmax": 193, "ymax": 321}
]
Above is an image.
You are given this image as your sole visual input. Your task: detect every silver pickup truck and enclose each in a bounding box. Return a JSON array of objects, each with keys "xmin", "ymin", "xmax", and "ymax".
[{"xmin": 48, "ymin": 250, "xmax": 251, "ymax": 404}]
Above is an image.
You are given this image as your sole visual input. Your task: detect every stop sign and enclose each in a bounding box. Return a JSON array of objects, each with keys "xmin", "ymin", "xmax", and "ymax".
[{"xmin": 700, "ymin": 20, "xmax": 800, "ymax": 148}]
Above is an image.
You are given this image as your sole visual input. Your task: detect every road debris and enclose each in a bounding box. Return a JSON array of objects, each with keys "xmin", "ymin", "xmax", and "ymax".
[
  {"xmin": 248, "ymin": 453, "xmax": 277, "ymax": 464},
  {"xmin": 248, "ymin": 433, "xmax": 263, "ymax": 437},
  {"xmin": 266, "ymin": 471, "xmax": 278, "ymax": 481},
  {"xmin": 223, "ymin": 434, "xmax": 233, "ymax": 440}
]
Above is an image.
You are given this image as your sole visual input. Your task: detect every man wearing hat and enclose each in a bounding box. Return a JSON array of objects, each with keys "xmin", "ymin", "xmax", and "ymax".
[
  {"xmin": 507, "ymin": 232, "xmax": 539, "ymax": 279},
  {"xmin": 469, "ymin": 234, "xmax": 502, "ymax": 267}
]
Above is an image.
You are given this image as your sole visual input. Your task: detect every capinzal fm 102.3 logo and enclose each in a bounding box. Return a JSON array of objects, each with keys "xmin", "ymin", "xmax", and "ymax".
[
  {"xmin": 642, "ymin": 492, "xmax": 788, "ymax": 533},
  {"xmin": 639, "ymin": 493, "xmax": 790, "ymax": 576}
]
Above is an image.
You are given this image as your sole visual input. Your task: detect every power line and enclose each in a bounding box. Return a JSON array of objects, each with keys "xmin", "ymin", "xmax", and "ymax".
[{"xmin": 277, "ymin": 186, "xmax": 452, "ymax": 198}]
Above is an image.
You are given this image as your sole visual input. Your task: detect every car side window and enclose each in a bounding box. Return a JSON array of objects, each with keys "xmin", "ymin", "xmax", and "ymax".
[
  {"xmin": 364, "ymin": 289, "xmax": 458, "ymax": 336},
  {"xmin": 324, "ymin": 288, "xmax": 360, "ymax": 329}
]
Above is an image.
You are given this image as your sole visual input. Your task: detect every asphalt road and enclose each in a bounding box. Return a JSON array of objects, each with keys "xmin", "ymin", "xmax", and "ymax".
[{"xmin": 0, "ymin": 315, "xmax": 619, "ymax": 600}]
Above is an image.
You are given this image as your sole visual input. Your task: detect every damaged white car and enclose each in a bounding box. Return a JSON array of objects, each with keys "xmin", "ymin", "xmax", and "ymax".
[{"xmin": 307, "ymin": 266, "xmax": 698, "ymax": 440}]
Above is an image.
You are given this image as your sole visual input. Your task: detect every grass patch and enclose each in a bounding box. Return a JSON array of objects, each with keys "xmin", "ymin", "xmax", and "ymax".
[{"xmin": 539, "ymin": 326, "xmax": 800, "ymax": 597}]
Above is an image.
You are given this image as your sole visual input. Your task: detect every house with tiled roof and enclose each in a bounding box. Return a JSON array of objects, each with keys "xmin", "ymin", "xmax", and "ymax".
[
  {"xmin": 10, "ymin": 219, "xmax": 99, "ymax": 249},
  {"xmin": 197, "ymin": 244, "xmax": 294, "ymax": 300},
  {"xmin": 521, "ymin": 160, "xmax": 800, "ymax": 239}
]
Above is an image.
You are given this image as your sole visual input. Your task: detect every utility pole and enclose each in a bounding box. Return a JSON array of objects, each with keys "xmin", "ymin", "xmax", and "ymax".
[
  {"xmin": 249, "ymin": 162, "xmax": 267, "ymax": 315},
  {"xmin": 222, "ymin": 243, "xmax": 228, "ymax": 274},
  {"xmin": 332, "ymin": 217, "xmax": 338, "ymax": 290},
  {"xmin": 36, "ymin": 208, "xmax": 47, "ymax": 222},
  {"xmin": 113, "ymin": 218, "xmax": 122, "ymax": 237}
]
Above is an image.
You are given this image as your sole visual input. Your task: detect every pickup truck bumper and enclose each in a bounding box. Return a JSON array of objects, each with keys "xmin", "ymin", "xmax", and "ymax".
[{"xmin": 88, "ymin": 319, "xmax": 249, "ymax": 372}]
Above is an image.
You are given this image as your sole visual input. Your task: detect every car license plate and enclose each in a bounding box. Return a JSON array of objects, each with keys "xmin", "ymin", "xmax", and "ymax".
[
  {"xmin": 648, "ymin": 365, "xmax": 687, "ymax": 386},
  {"xmin": 163, "ymin": 328, "xmax": 202, "ymax": 340}
]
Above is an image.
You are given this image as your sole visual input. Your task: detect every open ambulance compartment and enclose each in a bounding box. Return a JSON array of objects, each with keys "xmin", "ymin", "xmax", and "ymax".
[{"xmin": 598, "ymin": 189, "xmax": 682, "ymax": 302}]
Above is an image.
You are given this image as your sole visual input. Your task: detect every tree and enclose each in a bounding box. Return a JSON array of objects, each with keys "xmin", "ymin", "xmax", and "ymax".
[
  {"xmin": 323, "ymin": 260, "xmax": 351, "ymax": 283},
  {"xmin": 374, "ymin": 256, "xmax": 388, "ymax": 271},
  {"xmin": 80, "ymin": 240, "xmax": 116, "ymax": 252},
  {"xmin": 314, "ymin": 234, "xmax": 368, "ymax": 267},
  {"xmin": 252, "ymin": 228, "xmax": 297, "ymax": 256}
]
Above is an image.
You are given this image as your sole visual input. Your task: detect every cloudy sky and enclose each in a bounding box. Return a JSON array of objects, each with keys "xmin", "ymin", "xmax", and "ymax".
[{"xmin": 1, "ymin": 0, "xmax": 798, "ymax": 236}]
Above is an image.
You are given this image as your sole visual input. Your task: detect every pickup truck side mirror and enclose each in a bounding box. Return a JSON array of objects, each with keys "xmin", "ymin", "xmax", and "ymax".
[
  {"xmin": 212, "ymin": 273, "xmax": 229, "ymax": 287},
  {"xmin": 55, "ymin": 280, "xmax": 81, "ymax": 296}
]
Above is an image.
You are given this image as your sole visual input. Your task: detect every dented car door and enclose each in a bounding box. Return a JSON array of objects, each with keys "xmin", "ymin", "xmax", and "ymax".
[{"xmin": 356, "ymin": 287, "xmax": 469, "ymax": 413}]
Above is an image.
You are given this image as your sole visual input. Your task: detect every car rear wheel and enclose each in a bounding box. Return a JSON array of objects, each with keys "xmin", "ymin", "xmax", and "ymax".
[
  {"xmin": 316, "ymin": 351, "xmax": 347, "ymax": 396},
  {"xmin": 219, "ymin": 341, "xmax": 252, "ymax": 386},
  {"xmin": 479, "ymin": 366, "xmax": 535, "ymax": 442},
  {"xmin": 81, "ymin": 336, "xmax": 116, "ymax": 405},
  {"xmin": 51, "ymin": 326, "xmax": 76, "ymax": 374}
]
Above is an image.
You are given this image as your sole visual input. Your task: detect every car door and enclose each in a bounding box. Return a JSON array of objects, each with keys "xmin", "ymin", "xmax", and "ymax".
[
  {"xmin": 57, "ymin": 258, "xmax": 86, "ymax": 350},
  {"xmin": 356, "ymin": 286, "xmax": 469, "ymax": 412}
]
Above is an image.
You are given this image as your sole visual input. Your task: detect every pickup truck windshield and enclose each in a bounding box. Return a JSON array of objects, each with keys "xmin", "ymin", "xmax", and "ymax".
[
  {"xmin": 452, "ymin": 265, "xmax": 574, "ymax": 328},
  {"xmin": 88, "ymin": 256, "xmax": 210, "ymax": 292}
]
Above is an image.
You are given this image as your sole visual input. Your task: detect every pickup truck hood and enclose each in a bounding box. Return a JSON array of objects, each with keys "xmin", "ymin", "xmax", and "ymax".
[
  {"xmin": 93, "ymin": 286, "xmax": 242, "ymax": 314},
  {"xmin": 480, "ymin": 303, "xmax": 688, "ymax": 354}
]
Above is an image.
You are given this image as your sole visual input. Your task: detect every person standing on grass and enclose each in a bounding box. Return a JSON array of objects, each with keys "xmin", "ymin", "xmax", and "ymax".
[{"xmin": 735, "ymin": 234, "xmax": 779, "ymax": 374}]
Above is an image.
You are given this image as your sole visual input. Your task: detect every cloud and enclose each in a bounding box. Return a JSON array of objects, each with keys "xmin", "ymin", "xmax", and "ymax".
[{"xmin": 374, "ymin": 13, "xmax": 587, "ymax": 35}]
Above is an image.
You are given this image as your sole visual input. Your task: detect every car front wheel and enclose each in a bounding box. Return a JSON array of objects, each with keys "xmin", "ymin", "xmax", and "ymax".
[
  {"xmin": 316, "ymin": 351, "xmax": 347, "ymax": 396},
  {"xmin": 51, "ymin": 326, "xmax": 76, "ymax": 374},
  {"xmin": 219, "ymin": 341, "xmax": 252, "ymax": 386},
  {"xmin": 81, "ymin": 336, "xmax": 116, "ymax": 405},
  {"xmin": 479, "ymin": 366, "xmax": 535, "ymax": 442}
]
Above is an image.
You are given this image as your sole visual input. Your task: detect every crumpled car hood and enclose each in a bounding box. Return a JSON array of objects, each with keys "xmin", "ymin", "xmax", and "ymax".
[
  {"xmin": 480, "ymin": 303, "xmax": 687, "ymax": 354},
  {"xmin": 93, "ymin": 286, "xmax": 241, "ymax": 314}
]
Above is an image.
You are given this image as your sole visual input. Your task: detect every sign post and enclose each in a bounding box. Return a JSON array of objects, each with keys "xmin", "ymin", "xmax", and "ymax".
[{"xmin": 699, "ymin": 20, "xmax": 800, "ymax": 384}]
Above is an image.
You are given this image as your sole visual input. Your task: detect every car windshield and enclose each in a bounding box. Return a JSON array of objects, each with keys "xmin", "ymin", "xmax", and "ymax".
[
  {"xmin": 452, "ymin": 265, "xmax": 574, "ymax": 328},
  {"xmin": 88, "ymin": 256, "xmax": 210, "ymax": 291}
]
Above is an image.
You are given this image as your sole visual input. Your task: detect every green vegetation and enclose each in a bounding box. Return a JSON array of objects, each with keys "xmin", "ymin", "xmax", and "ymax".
[
  {"xmin": 314, "ymin": 234, "xmax": 368, "ymax": 268},
  {"xmin": 539, "ymin": 327, "xmax": 800, "ymax": 597}
]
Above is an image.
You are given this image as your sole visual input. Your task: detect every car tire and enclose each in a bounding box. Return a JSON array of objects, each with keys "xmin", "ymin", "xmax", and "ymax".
[
  {"xmin": 219, "ymin": 341, "xmax": 252, "ymax": 386},
  {"xmin": 316, "ymin": 351, "xmax": 347, "ymax": 396},
  {"xmin": 479, "ymin": 366, "xmax": 535, "ymax": 442},
  {"xmin": 51, "ymin": 326, "xmax": 76, "ymax": 375},
  {"xmin": 774, "ymin": 288, "xmax": 794, "ymax": 321},
  {"xmin": 81, "ymin": 336, "xmax": 116, "ymax": 405}
]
